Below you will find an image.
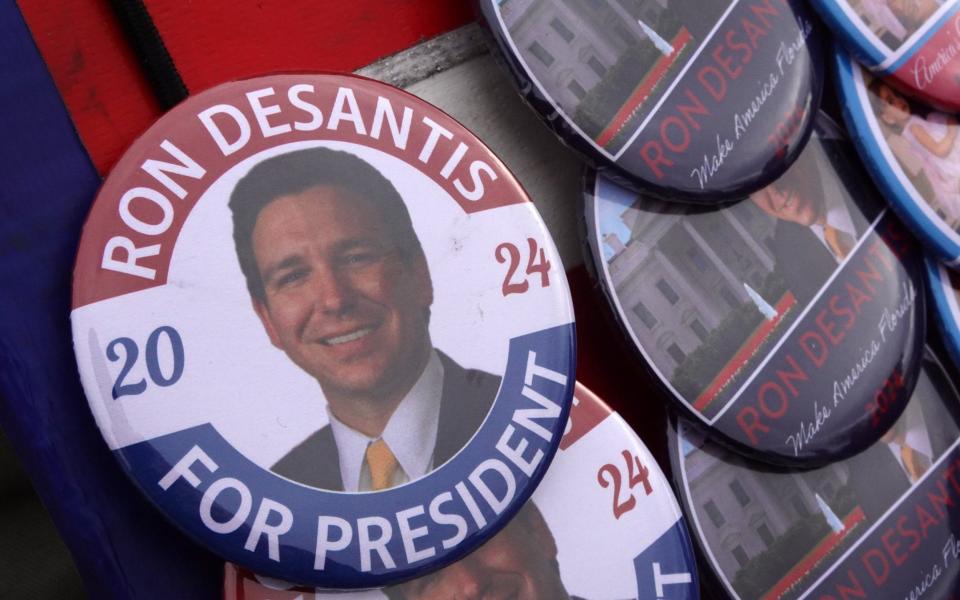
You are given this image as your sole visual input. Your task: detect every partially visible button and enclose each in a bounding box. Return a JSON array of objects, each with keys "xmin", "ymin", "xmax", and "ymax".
[
  {"xmin": 811, "ymin": 0, "xmax": 960, "ymax": 111},
  {"xmin": 223, "ymin": 382, "xmax": 701, "ymax": 599},
  {"xmin": 835, "ymin": 48, "xmax": 960, "ymax": 264},
  {"xmin": 668, "ymin": 347, "xmax": 960, "ymax": 599},
  {"xmin": 583, "ymin": 112, "xmax": 926, "ymax": 464},
  {"xmin": 477, "ymin": 0, "xmax": 825, "ymax": 203},
  {"xmin": 70, "ymin": 73, "xmax": 576, "ymax": 588}
]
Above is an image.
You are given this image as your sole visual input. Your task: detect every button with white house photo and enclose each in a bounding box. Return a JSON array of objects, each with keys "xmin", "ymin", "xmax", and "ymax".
[
  {"xmin": 478, "ymin": 0, "xmax": 825, "ymax": 203},
  {"xmin": 223, "ymin": 383, "xmax": 700, "ymax": 599},
  {"xmin": 583, "ymin": 113, "xmax": 926, "ymax": 465},
  {"xmin": 669, "ymin": 347, "xmax": 960, "ymax": 600}
]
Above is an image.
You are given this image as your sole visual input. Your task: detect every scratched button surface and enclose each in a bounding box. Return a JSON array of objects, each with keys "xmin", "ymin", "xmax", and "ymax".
[
  {"xmin": 69, "ymin": 73, "xmax": 576, "ymax": 588},
  {"xmin": 224, "ymin": 382, "xmax": 700, "ymax": 599},
  {"xmin": 835, "ymin": 48, "xmax": 960, "ymax": 265},
  {"xmin": 810, "ymin": 0, "xmax": 960, "ymax": 112},
  {"xmin": 583, "ymin": 113, "xmax": 926, "ymax": 465},
  {"xmin": 477, "ymin": 0, "xmax": 825, "ymax": 203},
  {"xmin": 669, "ymin": 348, "xmax": 960, "ymax": 600}
]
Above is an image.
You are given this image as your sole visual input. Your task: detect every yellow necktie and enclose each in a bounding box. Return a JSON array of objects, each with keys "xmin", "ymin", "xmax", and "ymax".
[
  {"xmin": 366, "ymin": 439, "xmax": 399, "ymax": 491},
  {"xmin": 901, "ymin": 444, "xmax": 931, "ymax": 482},
  {"xmin": 823, "ymin": 225, "xmax": 854, "ymax": 261}
]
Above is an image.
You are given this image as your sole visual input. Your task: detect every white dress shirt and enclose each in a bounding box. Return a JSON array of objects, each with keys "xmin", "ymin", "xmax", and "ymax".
[
  {"xmin": 885, "ymin": 404, "xmax": 934, "ymax": 483},
  {"xmin": 327, "ymin": 351, "xmax": 444, "ymax": 492},
  {"xmin": 810, "ymin": 189, "xmax": 858, "ymax": 263}
]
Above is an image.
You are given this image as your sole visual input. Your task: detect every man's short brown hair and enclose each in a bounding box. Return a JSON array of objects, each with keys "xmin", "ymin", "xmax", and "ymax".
[{"xmin": 229, "ymin": 147, "xmax": 425, "ymax": 303}]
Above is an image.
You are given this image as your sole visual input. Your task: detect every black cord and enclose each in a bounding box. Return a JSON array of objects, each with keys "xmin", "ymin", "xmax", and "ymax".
[{"xmin": 106, "ymin": 0, "xmax": 188, "ymax": 109}]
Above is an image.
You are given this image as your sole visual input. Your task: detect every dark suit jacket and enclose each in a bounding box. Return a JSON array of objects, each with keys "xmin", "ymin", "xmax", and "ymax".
[
  {"xmin": 846, "ymin": 442, "xmax": 911, "ymax": 524},
  {"xmin": 769, "ymin": 143, "xmax": 885, "ymax": 305},
  {"xmin": 769, "ymin": 220, "xmax": 838, "ymax": 305},
  {"xmin": 271, "ymin": 352, "xmax": 501, "ymax": 489},
  {"xmin": 909, "ymin": 380, "xmax": 960, "ymax": 464},
  {"xmin": 846, "ymin": 385, "xmax": 960, "ymax": 523}
]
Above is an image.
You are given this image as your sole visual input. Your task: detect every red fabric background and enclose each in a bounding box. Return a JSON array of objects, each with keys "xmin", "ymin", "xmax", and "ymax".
[
  {"xmin": 18, "ymin": 0, "xmax": 473, "ymax": 174},
  {"xmin": 16, "ymin": 0, "xmax": 665, "ymax": 456}
]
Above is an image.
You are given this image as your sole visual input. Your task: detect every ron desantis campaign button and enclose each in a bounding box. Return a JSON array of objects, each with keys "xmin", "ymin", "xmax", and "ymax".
[
  {"xmin": 926, "ymin": 258, "xmax": 960, "ymax": 371},
  {"xmin": 583, "ymin": 113, "xmax": 926, "ymax": 465},
  {"xmin": 835, "ymin": 49, "xmax": 960, "ymax": 265},
  {"xmin": 477, "ymin": 0, "xmax": 824, "ymax": 203},
  {"xmin": 670, "ymin": 348, "xmax": 960, "ymax": 600},
  {"xmin": 223, "ymin": 382, "xmax": 700, "ymax": 599},
  {"xmin": 69, "ymin": 73, "xmax": 576, "ymax": 588},
  {"xmin": 810, "ymin": 0, "xmax": 960, "ymax": 111}
]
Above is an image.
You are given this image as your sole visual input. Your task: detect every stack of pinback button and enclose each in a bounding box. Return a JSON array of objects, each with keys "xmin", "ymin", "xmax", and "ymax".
[
  {"xmin": 819, "ymin": 12, "xmax": 960, "ymax": 595},
  {"xmin": 820, "ymin": 3, "xmax": 960, "ymax": 433},
  {"xmin": 222, "ymin": 383, "xmax": 700, "ymax": 599},
  {"xmin": 579, "ymin": 109, "xmax": 957, "ymax": 596},
  {"xmin": 668, "ymin": 348, "xmax": 960, "ymax": 599},
  {"xmin": 583, "ymin": 114, "xmax": 926, "ymax": 465},
  {"xmin": 474, "ymin": 0, "xmax": 960, "ymax": 596},
  {"xmin": 70, "ymin": 74, "xmax": 581, "ymax": 589},
  {"xmin": 69, "ymin": 70, "xmax": 702, "ymax": 597},
  {"xmin": 64, "ymin": 0, "xmax": 960, "ymax": 597}
]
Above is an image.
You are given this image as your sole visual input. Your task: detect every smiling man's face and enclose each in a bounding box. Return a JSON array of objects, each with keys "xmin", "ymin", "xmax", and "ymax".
[
  {"xmin": 749, "ymin": 182, "xmax": 825, "ymax": 227},
  {"xmin": 251, "ymin": 185, "xmax": 433, "ymax": 403}
]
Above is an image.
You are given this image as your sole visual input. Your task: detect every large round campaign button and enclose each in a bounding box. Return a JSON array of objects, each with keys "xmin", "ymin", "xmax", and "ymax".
[
  {"xmin": 583, "ymin": 113, "xmax": 926, "ymax": 465},
  {"xmin": 69, "ymin": 73, "xmax": 576, "ymax": 587},
  {"xmin": 477, "ymin": 0, "xmax": 825, "ymax": 203},
  {"xmin": 926, "ymin": 257, "xmax": 960, "ymax": 371},
  {"xmin": 223, "ymin": 382, "xmax": 700, "ymax": 599},
  {"xmin": 669, "ymin": 347, "xmax": 960, "ymax": 600},
  {"xmin": 810, "ymin": 0, "xmax": 960, "ymax": 111},
  {"xmin": 835, "ymin": 48, "xmax": 960, "ymax": 265}
]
